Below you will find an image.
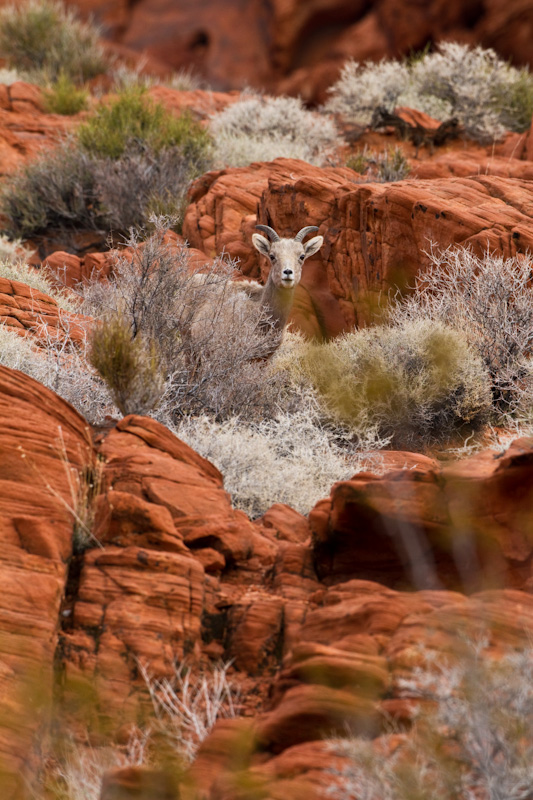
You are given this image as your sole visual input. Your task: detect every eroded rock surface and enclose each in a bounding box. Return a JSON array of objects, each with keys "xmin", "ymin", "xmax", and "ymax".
[
  {"xmin": 0, "ymin": 366, "xmax": 93, "ymax": 798},
  {"xmin": 184, "ymin": 158, "xmax": 533, "ymax": 335}
]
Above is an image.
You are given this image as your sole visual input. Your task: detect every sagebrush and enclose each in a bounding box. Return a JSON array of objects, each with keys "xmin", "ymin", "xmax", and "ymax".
[
  {"xmin": 0, "ymin": 0, "xmax": 107, "ymax": 84},
  {"xmin": 390, "ymin": 246, "xmax": 533, "ymax": 415},
  {"xmin": 210, "ymin": 92, "xmax": 339, "ymax": 167},
  {"xmin": 296, "ymin": 318, "xmax": 491, "ymax": 448},
  {"xmin": 326, "ymin": 43, "xmax": 533, "ymax": 141}
]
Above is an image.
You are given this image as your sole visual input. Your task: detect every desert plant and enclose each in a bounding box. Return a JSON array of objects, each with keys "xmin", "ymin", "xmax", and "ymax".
[
  {"xmin": 43, "ymin": 71, "xmax": 89, "ymax": 115},
  {"xmin": 1, "ymin": 88, "xmax": 212, "ymax": 239},
  {"xmin": 83, "ymin": 223, "xmax": 287, "ymax": 422},
  {"xmin": 0, "ymin": 142, "xmax": 103, "ymax": 239},
  {"xmin": 326, "ymin": 43, "xmax": 533, "ymax": 142},
  {"xmin": 390, "ymin": 247, "xmax": 533, "ymax": 414},
  {"xmin": 173, "ymin": 400, "xmax": 365, "ymax": 518},
  {"xmin": 139, "ymin": 660, "xmax": 240, "ymax": 764},
  {"xmin": 297, "ymin": 319, "xmax": 492, "ymax": 448},
  {"xmin": 77, "ymin": 86, "xmax": 211, "ymax": 163},
  {"xmin": 0, "ymin": 0, "xmax": 107, "ymax": 84},
  {"xmin": 210, "ymin": 92, "xmax": 339, "ymax": 167},
  {"xmin": 89, "ymin": 313, "xmax": 165, "ymax": 416},
  {"xmin": 346, "ymin": 146, "xmax": 410, "ymax": 182},
  {"xmin": 328, "ymin": 640, "xmax": 533, "ymax": 800}
]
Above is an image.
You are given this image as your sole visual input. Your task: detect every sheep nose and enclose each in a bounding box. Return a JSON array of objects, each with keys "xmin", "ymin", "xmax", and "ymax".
[{"xmin": 283, "ymin": 269, "xmax": 293, "ymax": 277}]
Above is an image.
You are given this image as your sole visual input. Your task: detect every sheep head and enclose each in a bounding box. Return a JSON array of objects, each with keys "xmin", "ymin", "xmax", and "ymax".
[{"xmin": 252, "ymin": 225, "xmax": 324, "ymax": 289}]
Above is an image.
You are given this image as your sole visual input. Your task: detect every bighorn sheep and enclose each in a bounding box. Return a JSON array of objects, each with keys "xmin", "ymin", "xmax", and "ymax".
[
  {"xmin": 248, "ymin": 224, "xmax": 324, "ymax": 331},
  {"xmin": 189, "ymin": 225, "xmax": 324, "ymax": 355}
]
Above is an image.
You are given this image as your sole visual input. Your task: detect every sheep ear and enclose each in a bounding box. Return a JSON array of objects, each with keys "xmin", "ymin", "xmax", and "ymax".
[
  {"xmin": 252, "ymin": 233, "xmax": 271, "ymax": 256},
  {"xmin": 303, "ymin": 235, "xmax": 323, "ymax": 259}
]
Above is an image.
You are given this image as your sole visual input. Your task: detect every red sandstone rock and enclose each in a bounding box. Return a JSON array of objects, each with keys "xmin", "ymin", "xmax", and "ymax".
[
  {"xmin": 47, "ymin": 0, "xmax": 533, "ymax": 103},
  {"xmin": 0, "ymin": 274, "xmax": 88, "ymax": 345},
  {"xmin": 0, "ymin": 366, "xmax": 94, "ymax": 798},
  {"xmin": 309, "ymin": 438, "xmax": 533, "ymax": 592},
  {"xmin": 184, "ymin": 158, "xmax": 533, "ymax": 334}
]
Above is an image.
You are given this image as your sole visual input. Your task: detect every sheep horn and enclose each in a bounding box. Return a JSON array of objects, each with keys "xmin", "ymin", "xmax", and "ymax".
[
  {"xmin": 294, "ymin": 226, "xmax": 319, "ymax": 242},
  {"xmin": 255, "ymin": 225, "xmax": 280, "ymax": 242}
]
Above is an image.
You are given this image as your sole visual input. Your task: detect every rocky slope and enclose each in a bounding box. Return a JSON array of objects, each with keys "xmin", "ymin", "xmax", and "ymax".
[
  {"xmin": 12, "ymin": 0, "xmax": 533, "ymax": 102},
  {"xmin": 3, "ymin": 77, "xmax": 533, "ymax": 799},
  {"xmin": 3, "ymin": 364, "xmax": 533, "ymax": 798}
]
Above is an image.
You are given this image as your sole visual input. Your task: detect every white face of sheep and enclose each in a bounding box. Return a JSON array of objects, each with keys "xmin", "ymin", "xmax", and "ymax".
[{"xmin": 252, "ymin": 226, "xmax": 324, "ymax": 289}]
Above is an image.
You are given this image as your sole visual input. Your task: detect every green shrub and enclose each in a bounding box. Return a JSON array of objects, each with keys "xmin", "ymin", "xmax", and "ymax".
[
  {"xmin": 0, "ymin": 0, "xmax": 107, "ymax": 84},
  {"xmin": 89, "ymin": 313, "xmax": 165, "ymax": 416},
  {"xmin": 298, "ymin": 319, "xmax": 491, "ymax": 448},
  {"xmin": 1, "ymin": 89, "xmax": 213, "ymax": 239},
  {"xmin": 43, "ymin": 72, "xmax": 88, "ymax": 115},
  {"xmin": 77, "ymin": 87, "xmax": 211, "ymax": 163}
]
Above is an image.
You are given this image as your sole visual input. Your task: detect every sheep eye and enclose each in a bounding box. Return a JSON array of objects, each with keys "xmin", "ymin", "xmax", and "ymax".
[
  {"xmin": 299, "ymin": 254, "xmax": 305, "ymax": 261},
  {"xmin": 269, "ymin": 253, "xmax": 275, "ymax": 262}
]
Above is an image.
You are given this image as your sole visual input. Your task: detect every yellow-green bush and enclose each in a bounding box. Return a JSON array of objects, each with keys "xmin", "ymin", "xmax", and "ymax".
[
  {"xmin": 43, "ymin": 72, "xmax": 88, "ymax": 115},
  {"xmin": 89, "ymin": 313, "xmax": 164, "ymax": 416},
  {"xmin": 298, "ymin": 319, "xmax": 491, "ymax": 447}
]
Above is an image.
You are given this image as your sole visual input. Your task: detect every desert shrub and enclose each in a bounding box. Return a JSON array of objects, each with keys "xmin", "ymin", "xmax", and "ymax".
[
  {"xmin": 297, "ymin": 319, "xmax": 491, "ymax": 448},
  {"xmin": 89, "ymin": 313, "xmax": 165, "ymax": 416},
  {"xmin": 43, "ymin": 72, "xmax": 89, "ymax": 115},
  {"xmin": 174, "ymin": 402, "xmax": 362, "ymax": 518},
  {"xmin": 83, "ymin": 223, "xmax": 287, "ymax": 421},
  {"xmin": 110, "ymin": 60, "xmax": 203, "ymax": 93},
  {"xmin": 390, "ymin": 247, "xmax": 533, "ymax": 414},
  {"xmin": 77, "ymin": 87, "xmax": 211, "ymax": 162},
  {"xmin": 0, "ymin": 0, "xmax": 107, "ymax": 84},
  {"xmin": 210, "ymin": 92, "xmax": 339, "ymax": 167},
  {"xmin": 139, "ymin": 660, "xmax": 240, "ymax": 764},
  {"xmin": 0, "ymin": 142, "xmax": 103, "ymax": 239},
  {"xmin": 90, "ymin": 146, "xmax": 193, "ymax": 232},
  {"xmin": 346, "ymin": 146, "xmax": 410, "ymax": 182},
  {"xmin": 328, "ymin": 640, "xmax": 533, "ymax": 800},
  {"xmin": 326, "ymin": 43, "xmax": 533, "ymax": 141},
  {"xmin": 1, "ymin": 89, "xmax": 212, "ymax": 238},
  {"xmin": 326, "ymin": 58, "xmax": 411, "ymax": 127}
]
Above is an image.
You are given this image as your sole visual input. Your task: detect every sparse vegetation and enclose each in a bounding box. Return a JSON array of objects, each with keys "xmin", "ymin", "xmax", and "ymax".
[
  {"xmin": 0, "ymin": 0, "xmax": 107, "ymax": 85},
  {"xmin": 139, "ymin": 660, "xmax": 241, "ymax": 764},
  {"xmin": 295, "ymin": 319, "xmax": 491, "ymax": 448},
  {"xmin": 77, "ymin": 87, "xmax": 210, "ymax": 162},
  {"xmin": 390, "ymin": 247, "xmax": 533, "ymax": 415},
  {"xmin": 328, "ymin": 640, "xmax": 533, "ymax": 800},
  {"xmin": 89, "ymin": 313, "xmax": 165, "ymax": 416},
  {"xmin": 1, "ymin": 89, "xmax": 213, "ymax": 239},
  {"xmin": 210, "ymin": 92, "xmax": 339, "ymax": 167},
  {"xmin": 346, "ymin": 146, "xmax": 411, "ymax": 182},
  {"xmin": 327, "ymin": 43, "xmax": 533, "ymax": 141},
  {"xmin": 43, "ymin": 71, "xmax": 89, "ymax": 114}
]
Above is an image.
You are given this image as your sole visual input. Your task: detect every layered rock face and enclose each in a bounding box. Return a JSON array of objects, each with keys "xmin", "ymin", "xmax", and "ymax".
[
  {"xmin": 183, "ymin": 157, "xmax": 533, "ymax": 337},
  {"xmin": 0, "ymin": 366, "xmax": 93, "ymax": 799},
  {"xmin": 33, "ymin": 0, "xmax": 533, "ymax": 101}
]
